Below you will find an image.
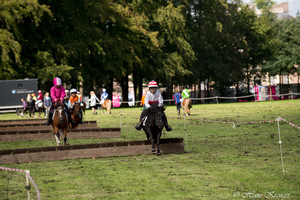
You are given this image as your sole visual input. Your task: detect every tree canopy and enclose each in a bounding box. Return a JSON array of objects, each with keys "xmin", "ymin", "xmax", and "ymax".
[{"xmin": 0, "ymin": 0, "xmax": 299, "ymax": 100}]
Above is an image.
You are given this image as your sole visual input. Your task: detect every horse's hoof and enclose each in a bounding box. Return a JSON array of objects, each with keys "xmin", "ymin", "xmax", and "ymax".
[{"xmin": 157, "ymin": 152, "xmax": 161, "ymax": 156}]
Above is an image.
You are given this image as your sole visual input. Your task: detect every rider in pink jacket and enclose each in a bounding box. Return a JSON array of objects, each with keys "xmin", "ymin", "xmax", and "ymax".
[
  {"xmin": 46, "ymin": 77, "xmax": 70, "ymax": 125},
  {"xmin": 50, "ymin": 78, "xmax": 66, "ymax": 103}
]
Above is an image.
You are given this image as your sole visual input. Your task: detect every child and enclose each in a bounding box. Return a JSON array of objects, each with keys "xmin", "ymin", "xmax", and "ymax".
[
  {"xmin": 173, "ymin": 89, "xmax": 182, "ymax": 116},
  {"xmin": 20, "ymin": 98, "xmax": 28, "ymax": 117},
  {"xmin": 46, "ymin": 77, "xmax": 68, "ymax": 125},
  {"xmin": 135, "ymin": 80, "xmax": 172, "ymax": 131},
  {"xmin": 89, "ymin": 91, "xmax": 100, "ymax": 115},
  {"xmin": 68, "ymin": 88, "xmax": 83, "ymax": 124}
]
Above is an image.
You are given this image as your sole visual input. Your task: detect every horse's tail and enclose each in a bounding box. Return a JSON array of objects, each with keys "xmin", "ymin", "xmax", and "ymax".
[
  {"xmin": 183, "ymin": 98, "xmax": 191, "ymax": 114},
  {"xmin": 188, "ymin": 98, "xmax": 192, "ymax": 109},
  {"xmin": 107, "ymin": 99, "xmax": 112, "ymax": 114}
]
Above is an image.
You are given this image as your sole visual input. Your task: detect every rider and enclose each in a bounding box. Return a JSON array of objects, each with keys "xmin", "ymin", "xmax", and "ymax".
[
  {"xmin": 77, "ymin": 91, "xmax": 82, "ymax": 101},
  {"xmin": 46, "ymin": 77, "xmax": 71, "ymax": 125},
  {"xmin": 100, "ymin": 88, "xmax": 108, "ymax": 105},
  {"xmin": 182, "ymin": 86, "xmax": 190, "ymax": 100},
  {"xmin": 135, "ymin": 80, "xmax": 172, "ymax": 131},
  {"xmin": 35, "ymin": 90, "xmax": 43, "ymax": 109},
  {"xmin": 68, "ymin": 88, "xmax": 83, "ymax": 124}
]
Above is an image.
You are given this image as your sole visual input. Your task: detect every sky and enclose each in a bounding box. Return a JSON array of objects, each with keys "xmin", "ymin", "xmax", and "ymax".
[{"xmin": 242, "ymin": 0, "xmax": 300, "ymax": 17}]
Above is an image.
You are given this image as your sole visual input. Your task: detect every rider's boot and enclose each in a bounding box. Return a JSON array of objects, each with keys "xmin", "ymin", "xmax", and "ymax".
[
  {"xmin": 135, "ymin": 109, "xmax": 147, "ymax": 130},
  {"xmin": 165, "ymin": 125, "xmax": 172, "ymax": 132},
  {"xmin": 135, "ymin": 122, "xmax": 142, "ymax": 130}
]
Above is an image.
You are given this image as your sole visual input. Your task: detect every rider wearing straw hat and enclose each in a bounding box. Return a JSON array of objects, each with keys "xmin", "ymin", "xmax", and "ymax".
[{"xmin": 135, "ymin": 80, "xmax": 172, "ymax": 131}]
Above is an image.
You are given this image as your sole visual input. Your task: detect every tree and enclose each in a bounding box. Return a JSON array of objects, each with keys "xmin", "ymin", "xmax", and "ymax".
[{"xmin": 0, "ymin": 0, "xmax": 50, "ymax": 79}]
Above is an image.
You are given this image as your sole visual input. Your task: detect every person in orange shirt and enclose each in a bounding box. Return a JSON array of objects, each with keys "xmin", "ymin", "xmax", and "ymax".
[
  {"xmin": 140, "ymin": 94, "xmax": 146, "ymax": 108},
  {"xmin": 68, "ymin": 88, "xmax": 83, "ymax": 124}
]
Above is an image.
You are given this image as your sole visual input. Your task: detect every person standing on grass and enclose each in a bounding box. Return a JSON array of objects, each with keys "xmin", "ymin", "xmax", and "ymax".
[
  {"xmin": 173, "ymin": 89, "xmax": 182, "ymax": 116},
  {"xmin": 44, "ymin": 92, "xmax": 52, "ymax": 119},
  {"xmin": 140, "ymin": 93, "xmax": 146, "ymax": 108},
  {"xmin": 27, "ymin": 94, "xmax": 36, "ymax": 118},
  {"xmin": 21, "ymin": 98, "xmax": 28, "ymax": 117},
  {"xmin": 89, "ymin": 91, "xmax": 100, "ymax": 115}
]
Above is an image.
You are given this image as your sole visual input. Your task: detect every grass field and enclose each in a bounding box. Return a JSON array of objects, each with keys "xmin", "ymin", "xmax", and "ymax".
[{"xmin": 0, "ymin": 100, "xmax": 300, "ymax": 199}]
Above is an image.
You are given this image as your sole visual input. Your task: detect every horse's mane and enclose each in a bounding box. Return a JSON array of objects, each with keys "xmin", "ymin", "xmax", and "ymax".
[
  {"xmin": 147, "ymin": 102, "xmax": 165, "ymax": 112},
  {"xmin": 54, "ymin": 102, "xmax": 63, "ymax": 109}
]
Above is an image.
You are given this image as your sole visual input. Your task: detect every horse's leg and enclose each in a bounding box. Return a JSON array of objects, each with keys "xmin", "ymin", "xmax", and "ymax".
[
  {"xmin": 63, "ymin": 129, "xmax": 69, "ymax": 145},
  {"xmin": 149, "ymin": 131, "xmax": 156, "ymax": 153},
  {"xmin": 156, "ymin": 131, "xmax": 162, "ymax": 156},
  {"xmin": 54, "ymin": 129, "xmax": 61, "ymax": 146}
]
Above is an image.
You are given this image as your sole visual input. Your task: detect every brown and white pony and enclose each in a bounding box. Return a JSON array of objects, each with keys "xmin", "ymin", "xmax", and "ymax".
[
  {"xmin": 80, "ymin": 102, "xmax": 86, "ymax": 115},
  {"xmin": 102, "ymin": 99, "xmax": 112, "ymax": 114},
  {"xmin": 69, "ymin": 103, "xmax": 81, "ymax": 129},
  {"xmin": 182, "ymin": 98, "xmax": 192, "ymax": 116},
  {"xmin": 51, "ymin": 102, "xmax": 69, "ymax": 146}
]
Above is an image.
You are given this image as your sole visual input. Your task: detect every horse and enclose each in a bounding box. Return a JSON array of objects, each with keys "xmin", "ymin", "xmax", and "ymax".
[
  {"xmin": 102, "ymin": 99, "xmax": 112, "ymax": 114},
  {"xmin": 69, "ymin": 103, "xmax": 81, "ymax": 129},
  {"xmin": 182, "ymin": 98, "xmax": 192, "ymax": 116},
  {"xmin": 142, "ymin": 103, "xmax": 165, "ymax": 156},
  {"xmin": 80, "ymin": 102, "xmax": 86, "ymax": 115},
  {"xmin": 51, "ymin": 102, "xmax": 69, "ymax": 146},
  {"xmin": 35, "ymin": 101, "xmax": 45, "ymax": 118}
]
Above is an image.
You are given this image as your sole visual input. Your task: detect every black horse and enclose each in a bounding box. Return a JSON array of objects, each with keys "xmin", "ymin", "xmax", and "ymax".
[{"xmin": 142, "ymin": 102, "xmax": 165, "ymax": 156}]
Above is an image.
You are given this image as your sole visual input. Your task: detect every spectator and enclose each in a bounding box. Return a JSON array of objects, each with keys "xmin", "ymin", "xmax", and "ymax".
[
  {"xmin": 44, "ymin": 92, "xmax": 52, "ymax": 119},
  {"xmin": 89, "ymin": 91, "xmax": 100, "ymax": 115},
  {"xmin": 140, "ymin": 94, "xmax": 146, "ymax": 108},
  {"xmin": 173, "ymin": 89, "xmax": 182, "ymax": 116},
  {"xmin": 27, "ymin": 94, "xmax": 36, "ymax": 118},
  {"xmin": 20, "ymin": 98, "xmax": 28, "ymax": 117}
]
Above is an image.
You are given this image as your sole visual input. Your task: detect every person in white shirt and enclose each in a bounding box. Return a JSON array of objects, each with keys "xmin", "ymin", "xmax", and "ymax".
[
  {"xmin": 89, "ymin": 91, "xmax": 100, "ymax": 115},
  {"xmin": 135, "ymin": 80, "xmax": 172, "ymax": 131}
]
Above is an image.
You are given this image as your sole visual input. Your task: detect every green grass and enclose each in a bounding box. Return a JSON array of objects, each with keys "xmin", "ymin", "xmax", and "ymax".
[{"xmin": 0, "ymin": 100, "xmax": 300, "ymax": 199}]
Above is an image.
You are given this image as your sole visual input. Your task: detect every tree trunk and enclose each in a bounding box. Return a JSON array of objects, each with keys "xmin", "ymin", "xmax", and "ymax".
[
  {"xmin": 138, "ymin": 76, "xmax": 143, "ymax": 101},
  {"xmin": 132, "ymin": 70, "xmax": 138, "ymax": 104},
  {"xmin": 166, "ymin": 80, "xmax": 173, "ymax": 105},
  {"xmin": 120, "ymin": 74, "xmax": 129, "ymax": 107},
  {"xmin": 197, "ymin": 79, "xmax": 201, "ymax": 98},
  {"xmin": 298, "ymin": 72, "xmax": 300, "ymax": 98},
  {"xmin": 107, "ymin": 77, "xmax": 113, "ymax": 101},
  {"xmin": 247, "ymin": 65, "xmax": 250, "ymax": 94}
]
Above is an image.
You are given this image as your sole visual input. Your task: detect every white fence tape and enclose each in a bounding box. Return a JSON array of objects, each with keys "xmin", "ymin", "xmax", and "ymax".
[
  {"xmin": 186, "ymin": 117, "xmax": 300, "ymax": 130},
  {"xmin": 100, "ymin": 92, "xmax": 300, "ymax": 106},
  {"xmin": 0, "ymin": 166, "xmax": 41, "ymax": 200}
]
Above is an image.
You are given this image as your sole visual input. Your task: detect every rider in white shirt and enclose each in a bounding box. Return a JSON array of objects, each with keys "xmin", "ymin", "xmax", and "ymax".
[{"xmin": 135, "ymin": 80, "xmax": 172, "ymax": 131}]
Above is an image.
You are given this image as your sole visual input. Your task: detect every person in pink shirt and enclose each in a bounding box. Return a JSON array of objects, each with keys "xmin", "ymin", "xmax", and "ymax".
[{"xmin": 46, "ymin": 77, "xmax": 70, "ymax": 125}]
